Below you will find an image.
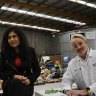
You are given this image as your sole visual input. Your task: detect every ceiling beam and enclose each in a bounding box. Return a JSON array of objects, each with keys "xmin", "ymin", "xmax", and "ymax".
[
  {"xmin": 0, "ymin": 0, "xmax": 95, "ymax": 24},
  {"xmin": 0, "ymin": 16, "xmax": 67, "ymax": 31},
  {"xmin": 0, "ymin": 15, "xmax": 96, "ymax": 32}
]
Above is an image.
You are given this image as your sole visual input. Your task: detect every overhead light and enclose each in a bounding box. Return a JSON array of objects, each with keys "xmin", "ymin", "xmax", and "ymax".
[
  {"xmin": 1, "ymin": 6, "xmax": 86, "ymax": 26},
  {"xmin": 69, "ymin": 0, "xmax": 96, "ymax": 8},
  {"xmin": 0, "ymin": 20, "xmax": 60, "ymax": 32},
  {"xmin": 69, "ymin": 0, "xmax": 86, "ymax": 5}
]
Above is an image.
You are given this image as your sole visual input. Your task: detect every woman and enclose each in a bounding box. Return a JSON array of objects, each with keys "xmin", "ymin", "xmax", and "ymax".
[
  {"xmin": 0, "ymin": 27, "xmax": 41, "ymax": 96},
  {"xmin": 62, "ymin": 34, "xmax": 96, "ymax": 96}
]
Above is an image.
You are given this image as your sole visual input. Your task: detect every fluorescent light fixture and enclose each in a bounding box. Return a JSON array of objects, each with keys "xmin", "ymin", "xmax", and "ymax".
[
  {"xmin": 0, "ymin": 20, "xmax": 60, "ymax": 32},
  {"xmin": 69, "ymin": 0, "xmax": 96, "ymax": 8},
  {"xmin": 69, "ymin": 0, "xmax": 86, "ymax": 5},
  {"xmin": 1, "ymin": 6, "xmax": 86, "ymax": 26}
]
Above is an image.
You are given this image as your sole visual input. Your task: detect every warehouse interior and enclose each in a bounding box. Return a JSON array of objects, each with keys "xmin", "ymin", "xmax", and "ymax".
[{"xmin": 0, "ymin": 0, "xmax": 96, "ymax": 96}]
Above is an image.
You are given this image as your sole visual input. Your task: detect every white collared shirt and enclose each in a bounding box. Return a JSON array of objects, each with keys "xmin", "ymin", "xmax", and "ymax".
[{"xmin": 62, "ymin": 49, "xmax": 96, "ymax": 94}]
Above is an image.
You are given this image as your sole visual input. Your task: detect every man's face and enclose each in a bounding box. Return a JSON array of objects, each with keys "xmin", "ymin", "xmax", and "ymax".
[{"xmin": 71, "ymin": 37, "xmax": 88, "ymax": 58}]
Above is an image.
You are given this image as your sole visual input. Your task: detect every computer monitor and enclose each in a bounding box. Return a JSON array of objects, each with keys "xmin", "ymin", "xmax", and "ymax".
[
  {"xmin": 42, "ymin": 56, "xmax": 50, "ymax": 63},
  {"xmin": 63, "ymin": 56, "xmax": 71, "ymax": 63}
]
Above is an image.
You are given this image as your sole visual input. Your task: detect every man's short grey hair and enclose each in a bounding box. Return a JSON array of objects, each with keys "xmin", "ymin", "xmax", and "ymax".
[{"xmin": 71, "ymin": 33, "xmax": 87, "ymax": 42}]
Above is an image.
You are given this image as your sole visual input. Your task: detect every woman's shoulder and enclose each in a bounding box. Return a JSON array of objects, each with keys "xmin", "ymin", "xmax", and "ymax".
[
  {"xmin": 0, "ymin": 51, "xmax": 7, "ymax": 59},
  {"xmin": 0, "ymin": 51, "xmax": 5, "ymax": 56},
  {"xmin": 28, "ymin": 47, "xmax": 37, "ymax": 58},
  {"xmin": 68, "ymin": 56, "xmax": 78, "ymax": 66},
  {"xmin": 28, "ymin": 47, "xmax": 36, "ymax": 55},
  {"xmin": 29, "ymin": 47, "xmax": 35, "ymax": 51}
]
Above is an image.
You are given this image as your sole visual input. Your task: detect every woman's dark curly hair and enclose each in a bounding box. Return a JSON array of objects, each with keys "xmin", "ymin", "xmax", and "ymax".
[{"xmin": 1, "ymin": 26, "xmax": 29, "ymax": 58}]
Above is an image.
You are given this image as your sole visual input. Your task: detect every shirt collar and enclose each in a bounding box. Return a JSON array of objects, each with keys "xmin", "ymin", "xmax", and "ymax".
[{"xmin": 77, "ymin": 48, "xmax": 91, "ymax": 61}]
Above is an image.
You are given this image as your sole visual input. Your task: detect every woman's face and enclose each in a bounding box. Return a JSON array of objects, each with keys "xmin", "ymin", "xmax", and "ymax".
[
  {"xmin": 71, "ymin": 37, "xmax": 88, "ymax": 59},
  {"xmin": 8, "ymin": 31, "xmax": 20, "ymax": 48}
]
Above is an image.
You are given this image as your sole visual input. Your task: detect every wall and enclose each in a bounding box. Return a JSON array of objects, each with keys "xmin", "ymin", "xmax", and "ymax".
[
  {"xmin": 23, "ymin": 29, "xmax": 60, "ymax": 55},
  {"xmin": 59, "ymin": 28, "xmax": 96, "ymax": 60},
  {"xmin": 0, "ymin": 28, "xmax": 5, "ymax": 49}
]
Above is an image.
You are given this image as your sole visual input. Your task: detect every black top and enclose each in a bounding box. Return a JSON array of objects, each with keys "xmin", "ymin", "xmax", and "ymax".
[{"xmin": 0, "ymin": 47, "xmax": 41, "ymax": 85}]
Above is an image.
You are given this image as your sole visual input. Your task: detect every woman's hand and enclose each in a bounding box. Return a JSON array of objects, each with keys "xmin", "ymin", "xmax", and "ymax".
[
  {"xmin": 66, "ymin": 90, "xmax": 79, "ymax": 96},
  {"xmin": 70, "ymin": 89, "xmax": 88, "ymax": 96},
  {"xmin": 13, "ymin": 75, "xmax": 27, "ymax": 80},
  {"xmin": 13, "ymin": 75, "xmax": 30, "ymax": 85},
  {"xmin": 65, "ymin": 89, "xmax": 88, "ymax": 96},
  {"xmin": 22, "ymin": 78, "xmax": 30, "ymax": 85}
]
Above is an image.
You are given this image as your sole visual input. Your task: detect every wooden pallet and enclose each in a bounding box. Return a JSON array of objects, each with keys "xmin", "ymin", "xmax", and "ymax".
[{"xmin": 45, "ymin": 78, "xmax": 62, "ymax": 83}]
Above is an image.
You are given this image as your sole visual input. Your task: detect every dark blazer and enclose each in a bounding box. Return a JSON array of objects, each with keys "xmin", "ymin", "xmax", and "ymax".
[{"xmin": 0, "ymin": 47, "xmax": 41, "ymax": 85}]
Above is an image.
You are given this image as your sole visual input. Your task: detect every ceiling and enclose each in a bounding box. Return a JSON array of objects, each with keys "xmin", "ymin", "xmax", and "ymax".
[{"xmin": 0, "ymin": 0, "xmax": 96, "ymax": 33}]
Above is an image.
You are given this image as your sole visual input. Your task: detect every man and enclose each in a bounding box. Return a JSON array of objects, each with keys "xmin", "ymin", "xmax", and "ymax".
[{"xmin": 62, "ymin": 34, "xmax": 96, "ymax": 96}]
